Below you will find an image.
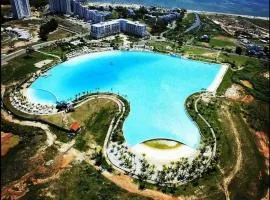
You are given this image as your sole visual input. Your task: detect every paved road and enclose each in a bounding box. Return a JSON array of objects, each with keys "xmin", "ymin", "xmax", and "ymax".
[
  {"xmin": 1, "ymin": 33, "xmax": 88, "ymax": 63},
  {"xmin": 184, "ymin": 13, "xmax": 201, "ymax": 33}
]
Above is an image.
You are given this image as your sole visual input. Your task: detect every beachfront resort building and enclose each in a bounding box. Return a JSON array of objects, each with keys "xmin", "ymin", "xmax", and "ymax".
[
  {"xmin": 10, "ymin": 0, "xmax": 31, "ymax": 19},
  {"xmin": 49, "ymin": 0, "xmax": 71, "ymax": 14},
  {"xmin": 72, "ymin": 0, "xmax": 111, "ymax": 23},
  {"xmin": 91, "ymin": 19, "xmax": 147, "ymax": 39}
]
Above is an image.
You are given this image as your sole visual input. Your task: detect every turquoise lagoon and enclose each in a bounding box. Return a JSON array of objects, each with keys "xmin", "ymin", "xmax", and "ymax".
[{"xmin": 27, "ymin": 51, "xmax": 221, "ymax": 148}]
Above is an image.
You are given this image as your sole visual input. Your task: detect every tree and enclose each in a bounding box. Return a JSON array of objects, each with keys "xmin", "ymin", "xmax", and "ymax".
[
  {"xmin": 25, "ymin": 47, "xmax": 35, "ymax": 57},
  {"xmin": 30, "ymin": 0, "xmax": 48, "ymax": 9},
  {"xmin": 235, "ymin": 46, "xmax": 242, "ymax": 55},
  {"xmin": 39, "ymin": 28, "xmax": 48, "ymax": 41},
  {"xmin": 39, "ymin": 18, "xmax": 58, "ymax": 41},
  {"xmin": 150, "ymin": 19, "xmax": 168, "ymax": 35}
]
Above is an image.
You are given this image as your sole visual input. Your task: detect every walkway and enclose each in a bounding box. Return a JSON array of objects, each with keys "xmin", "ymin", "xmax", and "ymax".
[{"xmin": 194, "ymin": 94, "xmax": 217, "ymax": 157}]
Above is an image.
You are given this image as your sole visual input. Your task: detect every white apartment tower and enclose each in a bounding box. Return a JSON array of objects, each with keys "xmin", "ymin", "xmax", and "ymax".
[{"xmin": 10, "ymin": 0, "xmax": 31, "ymax": 19}]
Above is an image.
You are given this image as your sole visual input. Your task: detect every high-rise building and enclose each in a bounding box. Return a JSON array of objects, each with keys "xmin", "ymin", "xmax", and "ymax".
[
  {"xmin": 10, "ymin": 0, "xmax": 31, "ymax": 19},
  {"xmin": 49, "ymin": 0, "xmax": 71, "ymax": 14}
]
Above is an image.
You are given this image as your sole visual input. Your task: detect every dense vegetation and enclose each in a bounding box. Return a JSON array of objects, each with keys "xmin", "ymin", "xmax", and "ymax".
[
  {"xmin": 227, "ymin": 104, "xmax": 268, "ymax": 200},
  {"xmin": 39, "ymin": 18, "xmax": 58, "ymax": 41},
  {"xmin": 232, "ymin": 60, "xmax": 270, "ymax": 101},
  {"xmin": 23, "ymin": 161, "xmax": 150, "ymax": 200}
]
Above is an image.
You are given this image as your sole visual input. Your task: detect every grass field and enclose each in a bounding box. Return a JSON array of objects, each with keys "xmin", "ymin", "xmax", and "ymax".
[
  {"xmin": 147, "ymin": 40, "xmax": 175, "ymax": 52},
  {"xmin": 41, "ymin": 46, "xmax": 67, "ymax": 57},
  {"xmin": 42, "ymin": 98, "xmax": 118, "ymax": 148},
  {"xmin": 182, "ymin": 13, "xmax": 196, "ymax": 27},
  {"xmin": 144, "ymin": 139, "xmax": 182, "ymax": 149},
  {"xmin": 180, "ymin": 45, "xmax": 219, "ymax": 60},
  {"xmin": 209, "ymin": 36, "xmax": 238, "ymax": 49},
  {"xmin": 48, "ymin": 29, "xmax": 74, "ymax": 41},
  {"xmin": 1, "ymin": 52, "xmax": 57, "ymax": 85}
]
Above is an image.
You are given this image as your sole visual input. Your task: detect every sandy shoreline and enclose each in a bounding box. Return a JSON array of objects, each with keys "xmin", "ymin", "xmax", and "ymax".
[
  {"xmin": 130, "ymin": 143, "xmax": 198, "ymax": 166},
  {"xmin": 207, "ymin": 64, "xmax": 229, "ymax": 93},
  {"xmin": 87, "ymin": 2, "xmax": 269, "ymax": 20}
]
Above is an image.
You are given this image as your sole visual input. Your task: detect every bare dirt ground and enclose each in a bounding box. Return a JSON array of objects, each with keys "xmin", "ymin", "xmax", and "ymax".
[
  {"xmin": 1, "ymin": 148, "xmax": 76, "ymax": 199},
  {"xmin": 1, "ymin": 132, "xmax": 20, "ymax": 156},
  {"xmin": 241, "ymin": 95, "xmax": 254, "ymax": 104},
  {"xmin": 240, "ymin": 80, "xmax": 253, "ymax": 89},
  {"xmin": 254, "ymin": 131, "xmax": 269, "ymax": 174},
  {"xmin": 104, "ymin": 172, "xmax": 180, "ymax": 200},
  {"xmin": 225, "ymin": 84, "xmax": 245, "ymax": 100},
  {"xmin": 225, "ymin": 84, "xmax": 254, "ymax": 104}
]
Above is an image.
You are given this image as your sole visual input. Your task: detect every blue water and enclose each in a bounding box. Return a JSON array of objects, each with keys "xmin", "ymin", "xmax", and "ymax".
[
  {"xmin": 91, "ymin": 0, "xmax": 269, "ymax": 17},
  {"xmin": 27, "ymin": 51, "xmax": 221, "ymax": 148}
]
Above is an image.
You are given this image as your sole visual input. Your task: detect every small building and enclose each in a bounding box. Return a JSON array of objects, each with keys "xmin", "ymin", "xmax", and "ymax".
[
  {"xmin": 200, "ymin": 34, "xmax": 210, "ymax": 42},
  {"xmin": 70, "ymin": 122, "xmax": 81, "ymax": 133}
]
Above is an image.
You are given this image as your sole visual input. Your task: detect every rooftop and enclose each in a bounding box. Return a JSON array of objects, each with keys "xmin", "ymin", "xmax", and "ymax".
[{"xmin": 91, "ymin": 19, "xmax": 145, "ymax": 27}]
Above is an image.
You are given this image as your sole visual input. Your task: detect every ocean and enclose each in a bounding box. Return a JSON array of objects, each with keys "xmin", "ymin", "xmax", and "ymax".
[{"xmin": 90, "ymin": 0, "xmax": 269, "ymax": 17}]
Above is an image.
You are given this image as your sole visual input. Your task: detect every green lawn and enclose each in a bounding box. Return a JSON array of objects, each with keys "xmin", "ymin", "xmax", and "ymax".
[
  {"xmin": 180, "ymin": 45, "xmax": 219, "ymax": 60},
  {"xmin": 144, "ymin": 140, "xmax": 182, "ymax": 149},
  {"xmin": 1, "ymin": 52, "xmax": 56, "ymax": 85},
  {"xmin": 48, "ymin": 29, "xmax": 74, "ymax": 41},
  {"xmin": 41, "ymin": 98, "xmax": 118, "ymax": 148},
  {"xmin": 147, "ymin": 41, "xmax": 175, "ymax": 52},
  {"xmin": 182, "ymin": 13, "xmax": 196, "ymax": 27},
  {"xmin": 41, "ymin": 46, "xmax": 66, "ymax": 57},
  {"xmin": 209, "ymin": 36, "xmax": 238, "ymax": 49}
]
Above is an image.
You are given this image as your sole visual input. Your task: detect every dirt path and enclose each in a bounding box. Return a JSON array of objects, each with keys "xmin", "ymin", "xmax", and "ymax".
[
  {"xmin": 222, "ymin": 106, "xmax": 243, "ymax": 200},
  {"xmin": 1, "ymin": 110, "xmax": 56, "ymax": 151}
]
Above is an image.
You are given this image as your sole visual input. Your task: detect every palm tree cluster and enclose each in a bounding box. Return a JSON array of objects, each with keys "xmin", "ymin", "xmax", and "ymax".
[{"xmin": 107, "ymin": 133, "xmax": 218, "ymax": 187}]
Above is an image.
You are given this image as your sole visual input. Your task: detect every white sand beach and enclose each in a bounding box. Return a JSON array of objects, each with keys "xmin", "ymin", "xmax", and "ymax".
[
  {"xmin": 130, "ymin": 143, "xmax": 199, "ymax": 166},
  {"xmin": 207, "ymin": 64, "xmax": 229, "ymax": 93},
  {"xmin": 34, "ymin": 59, "xmax": 53, "ymax": 68}
]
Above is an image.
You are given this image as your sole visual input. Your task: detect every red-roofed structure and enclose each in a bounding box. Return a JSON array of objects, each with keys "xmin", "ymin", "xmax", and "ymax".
[{"xmin": 70, "ymin": 122, "xmax": 81, "ymax": 133}]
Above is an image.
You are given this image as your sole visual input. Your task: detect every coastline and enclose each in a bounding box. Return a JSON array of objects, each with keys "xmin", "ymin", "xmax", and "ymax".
[{"xmin": 87, "ymin": 2, "xmax": 269, "ymax": 20}]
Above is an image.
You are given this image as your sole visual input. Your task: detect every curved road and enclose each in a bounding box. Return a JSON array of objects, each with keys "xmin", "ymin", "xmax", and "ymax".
[{"xmin": 184, "ymin": 13, "xmax": 201, "ymax": 33}]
